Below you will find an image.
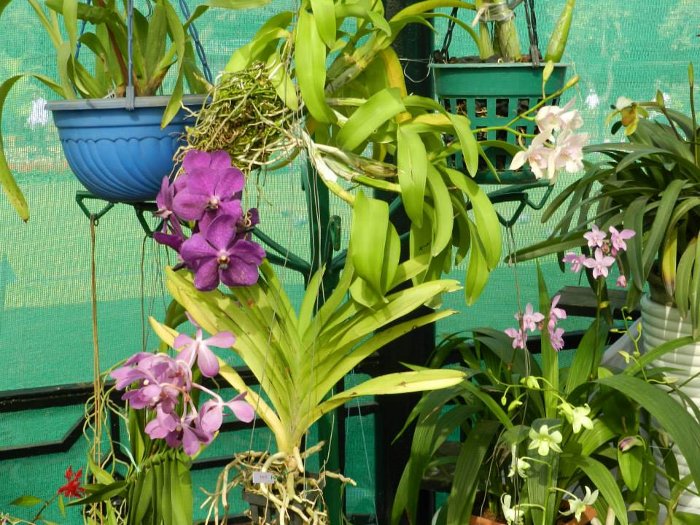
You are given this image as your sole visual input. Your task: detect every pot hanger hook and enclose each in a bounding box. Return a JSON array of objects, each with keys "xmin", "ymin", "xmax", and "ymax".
[{"xmin": 126, "ymin": 0, "xmax": 135, "ymax": 110}]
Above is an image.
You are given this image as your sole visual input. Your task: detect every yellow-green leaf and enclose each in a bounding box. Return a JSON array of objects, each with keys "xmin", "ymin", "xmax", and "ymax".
[
  {"xmin": 426, "ymin": 166, "xmax": 453, "ymax": 256},
  {"xmin": 265, "ymin": 50, "xmax": 298, "ymax": 111},
  {"xmin": 447, "ymin": 112, "xmax": 478, "ymax": 176},
  {"xmin": 310, "ymin": 0, "xmax": 336, "ymax": 48},
  {"xmin": 335, "ymin": 87, "xmax": 405, "ymax": 151},
  {"xmin": 397, "ymin": 124, "xmax": 427, "ymax": 227},
  {"xmin": 444, "ymin": 167, "xmax": 501, "ymax": 268},
  {"xmin": 295, "ymin": 8, "xmax": 335, "ymax": 123},
  {"xmin": 350, "ymin": 192, "xmax": 388, "ymax": 295}
]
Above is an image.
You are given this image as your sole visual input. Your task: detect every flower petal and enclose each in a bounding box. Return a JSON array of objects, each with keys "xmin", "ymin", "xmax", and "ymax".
[{"xmin": 193, "ymin": 258, "xmax": 222, "ymax": 291}]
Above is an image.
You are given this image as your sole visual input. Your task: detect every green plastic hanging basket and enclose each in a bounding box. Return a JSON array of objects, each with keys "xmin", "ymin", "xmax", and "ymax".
[{"xmin": 431, "ymin": 62, "xmax": 568, "ymax": 183}]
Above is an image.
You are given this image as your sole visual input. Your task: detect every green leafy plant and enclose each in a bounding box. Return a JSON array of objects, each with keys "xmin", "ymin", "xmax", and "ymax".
[
  {"xmin": 0, "ymin": 0, "xmax": 263, "ymax": 220},
  {"xmin": 154, "ymin": 238, "xmax": 467, "ymax": 522},
  {"xmin": 392, "ymin": 262, "xmax": 700, "ymax": 525},
  {"xmin": 518, "ymin": 64, "xmax": 700, "ymax": 336},
  {"xmin": 189, "ymin": 0, "xmax": 581, "ymax": 308}
]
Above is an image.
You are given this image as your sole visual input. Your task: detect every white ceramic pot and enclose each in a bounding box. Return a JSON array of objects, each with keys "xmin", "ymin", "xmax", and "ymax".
[{"xmin": 642, "ymin": 295, "xmax": 700, "ymax": 513}]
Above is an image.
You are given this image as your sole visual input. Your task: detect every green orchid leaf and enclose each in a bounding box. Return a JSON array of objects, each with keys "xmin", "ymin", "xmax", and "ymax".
[
  {"xmin": 443, "ymin": 167, "xmax": 501, "ymax": 268},
  {"xmin": 397, "ymin": 124, "xmax": 427, "ymax": 226},
  {"xmin": 310, "ymin": 0, "xmax": 336, "ymax": 48},
  {"xmin": 335, "ymin": 87, "xmax": 404, "ymax": 151},
  {"xmin": 10, "ymin": 495, "xmax": 43, "ymax": 507},
  {"xmin": 618, "ymin": 440, "xmax": 644, "ymax": 491},
  {"xmin": 265, "ymin": 50, "xmax": 298, "ymax": 110},
  {"xmin": 144, "ymin": 0, "xmax": 168, "ymax": 81},
  {"xmin": 0, "ymin": 73, "xmax": 65, "ymax": 221},
  {"xmin": 599, "ymin": 374, "xmax": 700, "ymax": 495},
  {"xmin": 446, "ymin": 420, "xmax": 500, "ymax": 525},
  {"xmin": 312, "ymin": 369, "xmax": 465, "ymax": 421},
  {"xmin": 295, "ymin": 8, "xmax": 335, "ymax": 123},
  {"xmin": 565, "ymin": 456, "xmax": 629, "ymax": 525},
  {"xmin": 62, "ymin": 0, "xmax": 78, "ymax": 55},
  {"xmin": 464, "ymin": 219, "xmax": 489, "ymax": 305},
  {"xmin": 225, "ymin": 12, "xmax": 293, "ymax": 71},
  {"xmin": 426, "ymin": 166, "xmax": 453, "ymax": 256},
  {"xmin": 446, "ymin": 112, "xmax": 478, "ymax": 177},
  {"xmin": 350, "ymin": 192, "xmax": 388, "ymax": 296}
]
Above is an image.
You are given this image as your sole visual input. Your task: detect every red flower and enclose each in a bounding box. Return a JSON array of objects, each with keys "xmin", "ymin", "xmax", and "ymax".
[{"xmin": 57, "ymin": 466, "xmax": 84, "ymax": 498}]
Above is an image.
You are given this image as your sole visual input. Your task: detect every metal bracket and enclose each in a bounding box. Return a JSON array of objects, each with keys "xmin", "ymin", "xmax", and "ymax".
[{"xmin": 75, "ymin": 191, "xmax": 115, "ymax": 224}]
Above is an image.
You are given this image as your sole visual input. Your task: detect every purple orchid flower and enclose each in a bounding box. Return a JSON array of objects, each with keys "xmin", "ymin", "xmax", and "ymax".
[
  {"xmin": 225, "ymin": 392, "xmax": 255, "ymax": 423},
  {"xmin": 172, "ymin": 150, "xmax": 246, "ymax": 224},
  {"xmin": 174, "ymin": 317, "xmax": 235, "ymax": 378},
  {"xmin": 180, "ymin": 214, "xmax": 266, "ymax": 291},
  {"xmin": 153, "ymin": 177, "xmax": 188, "ymax": 251},
  {"xmin": 111, "ymin": 353, "xmax": 191, "ymax": 412}
]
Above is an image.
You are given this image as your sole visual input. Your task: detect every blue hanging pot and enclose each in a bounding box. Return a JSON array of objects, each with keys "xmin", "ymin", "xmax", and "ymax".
[{"xmin": 46, "ymin": 95, "xmax": 205, "ymax": 203}]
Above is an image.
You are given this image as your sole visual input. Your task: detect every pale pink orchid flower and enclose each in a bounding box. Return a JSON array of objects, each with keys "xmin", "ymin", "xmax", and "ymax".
[
  {"xmin": 616, "ymin": 275, "xmax": 628, "ymax": 288},
  {"xmin": 510, "ymin": 132, "xmax": 554, "ymax": 180},
  {"xmin": 517, "ymin": 303, "xmax": 545, "ymax": 332},
  {"xmin": 553, "ymin": 130, "xmax": 588, "ymax": 173},
  {"xmin": 505, "ymin": 327, "xmax": 528, "ymax": 350},
  {"xmin": 583, "ymin": 225, "xmax": 607, "ymax": 249},
  {"xmin": 535, "ymin": 99, "xmax": 583, "ymax": 134},
  {"xmin": 562, "ymin": 252, "xmax": 586, "ymax": 273},
  {"xmin": 583, "ymin": 248, "xmax": 616, "ymax": 279},
  {"xmin": 609, "ymin": 226, "xmax": 636, "ymax": 254}
]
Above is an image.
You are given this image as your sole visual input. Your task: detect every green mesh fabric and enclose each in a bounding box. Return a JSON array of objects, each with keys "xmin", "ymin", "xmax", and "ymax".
[{"xmin": 1, "ymin": 0, "xmax": 698, "ymax": 522}]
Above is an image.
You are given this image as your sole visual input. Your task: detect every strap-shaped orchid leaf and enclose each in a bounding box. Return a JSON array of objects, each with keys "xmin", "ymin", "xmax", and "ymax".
[
  {"xmin": 397, "ymin": 124, "xmax": 427, "ymax": 227},
  {"xmin": 426, "ymin": 165, "xmax": 453, "ymax": 256},
  {"xmin": 295, "ymin": 7, "xmax": 335, "ymax": 123},
  {"xmin": 334, "ymin": 87, "xmax": 404, "ymax": 152}
]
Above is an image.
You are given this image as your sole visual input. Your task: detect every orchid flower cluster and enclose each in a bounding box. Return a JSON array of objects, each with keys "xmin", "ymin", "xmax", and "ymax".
[
  {"xmin": 505, "ymin": 224, "xmax": 635, "ymax": 352},
  {"xmin": 562, "ymin": 224, "xmax": 635, "ymax": 287},
  {"xmin": 500, "ymin": 385, "xmax": 600, "ymax": 525},
  {"xmin": 154, "ymin": 149, "xmax": 266, "ymax": 292},
  {"xmin": 504, "ymin": 295, "xmax": 567, "ymax": 351},
  {"xmin": 510, "ymin": 99, "xmax": 589, "ymax": 182},
  {"xmin": 111, "ymin": 317, "xmax": 254, "ymax": 457}
]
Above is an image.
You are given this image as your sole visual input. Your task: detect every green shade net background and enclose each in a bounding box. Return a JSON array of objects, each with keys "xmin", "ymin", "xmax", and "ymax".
[{"xmin": 0, "ymin": 0, "xmax": 698, "ymax": 522}]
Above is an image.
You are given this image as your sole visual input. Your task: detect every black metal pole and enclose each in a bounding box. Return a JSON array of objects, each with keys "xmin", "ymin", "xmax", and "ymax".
[{"xmin": 374, "ymin": 2, "xmax": 435, "ymax": 523}]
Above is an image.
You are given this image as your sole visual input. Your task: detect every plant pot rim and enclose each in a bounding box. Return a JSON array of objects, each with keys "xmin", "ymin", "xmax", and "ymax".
[
  {"xmin": 429, "ymin": 62, "xmax": 568, "ymax": 70},
  {"xmin": 46, "ymin": 94, "xmax": 206, "ymax": 112}
]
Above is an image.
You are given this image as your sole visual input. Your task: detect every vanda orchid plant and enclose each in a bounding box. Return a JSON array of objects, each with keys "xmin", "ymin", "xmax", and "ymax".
[
  {"xmin": 77, "ymin": 149, "xmax": 466, "ymax": 524},
  {"xmin": 393, "ymin": 226, "xmax": 700, "ymax": 525}
]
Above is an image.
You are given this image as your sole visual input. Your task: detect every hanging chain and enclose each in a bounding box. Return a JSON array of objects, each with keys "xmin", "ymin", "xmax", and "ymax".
[
  {"xmin": 438, "ymin": 7, "xmax": 460, "ymax": 62},
  {"xmin": 438, "ymin": 1, "xmax": 541, "ymax": 64},
  {"xmin": 523, "ymin": 0, "xmax": 541, "ymax": 65},
  {"xmin": 178, "ymin": 0, "xmax": 214, "ymax": 84}
]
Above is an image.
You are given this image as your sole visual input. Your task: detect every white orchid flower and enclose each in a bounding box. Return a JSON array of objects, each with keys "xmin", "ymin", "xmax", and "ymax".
[
  {"xmin": 559, "ymin": 402, "xmax": 595, "ymax": 434},
  {"xmin": 562, "ymin": 486, "xmax": 599, "ymax": 521},
  {"xmin": 501, "ymin": 494, "xmax": 524, "ymax": 525},
  {"xmin": 528, "ymin": 424, "xmax": 563, "ymax": 456}
]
